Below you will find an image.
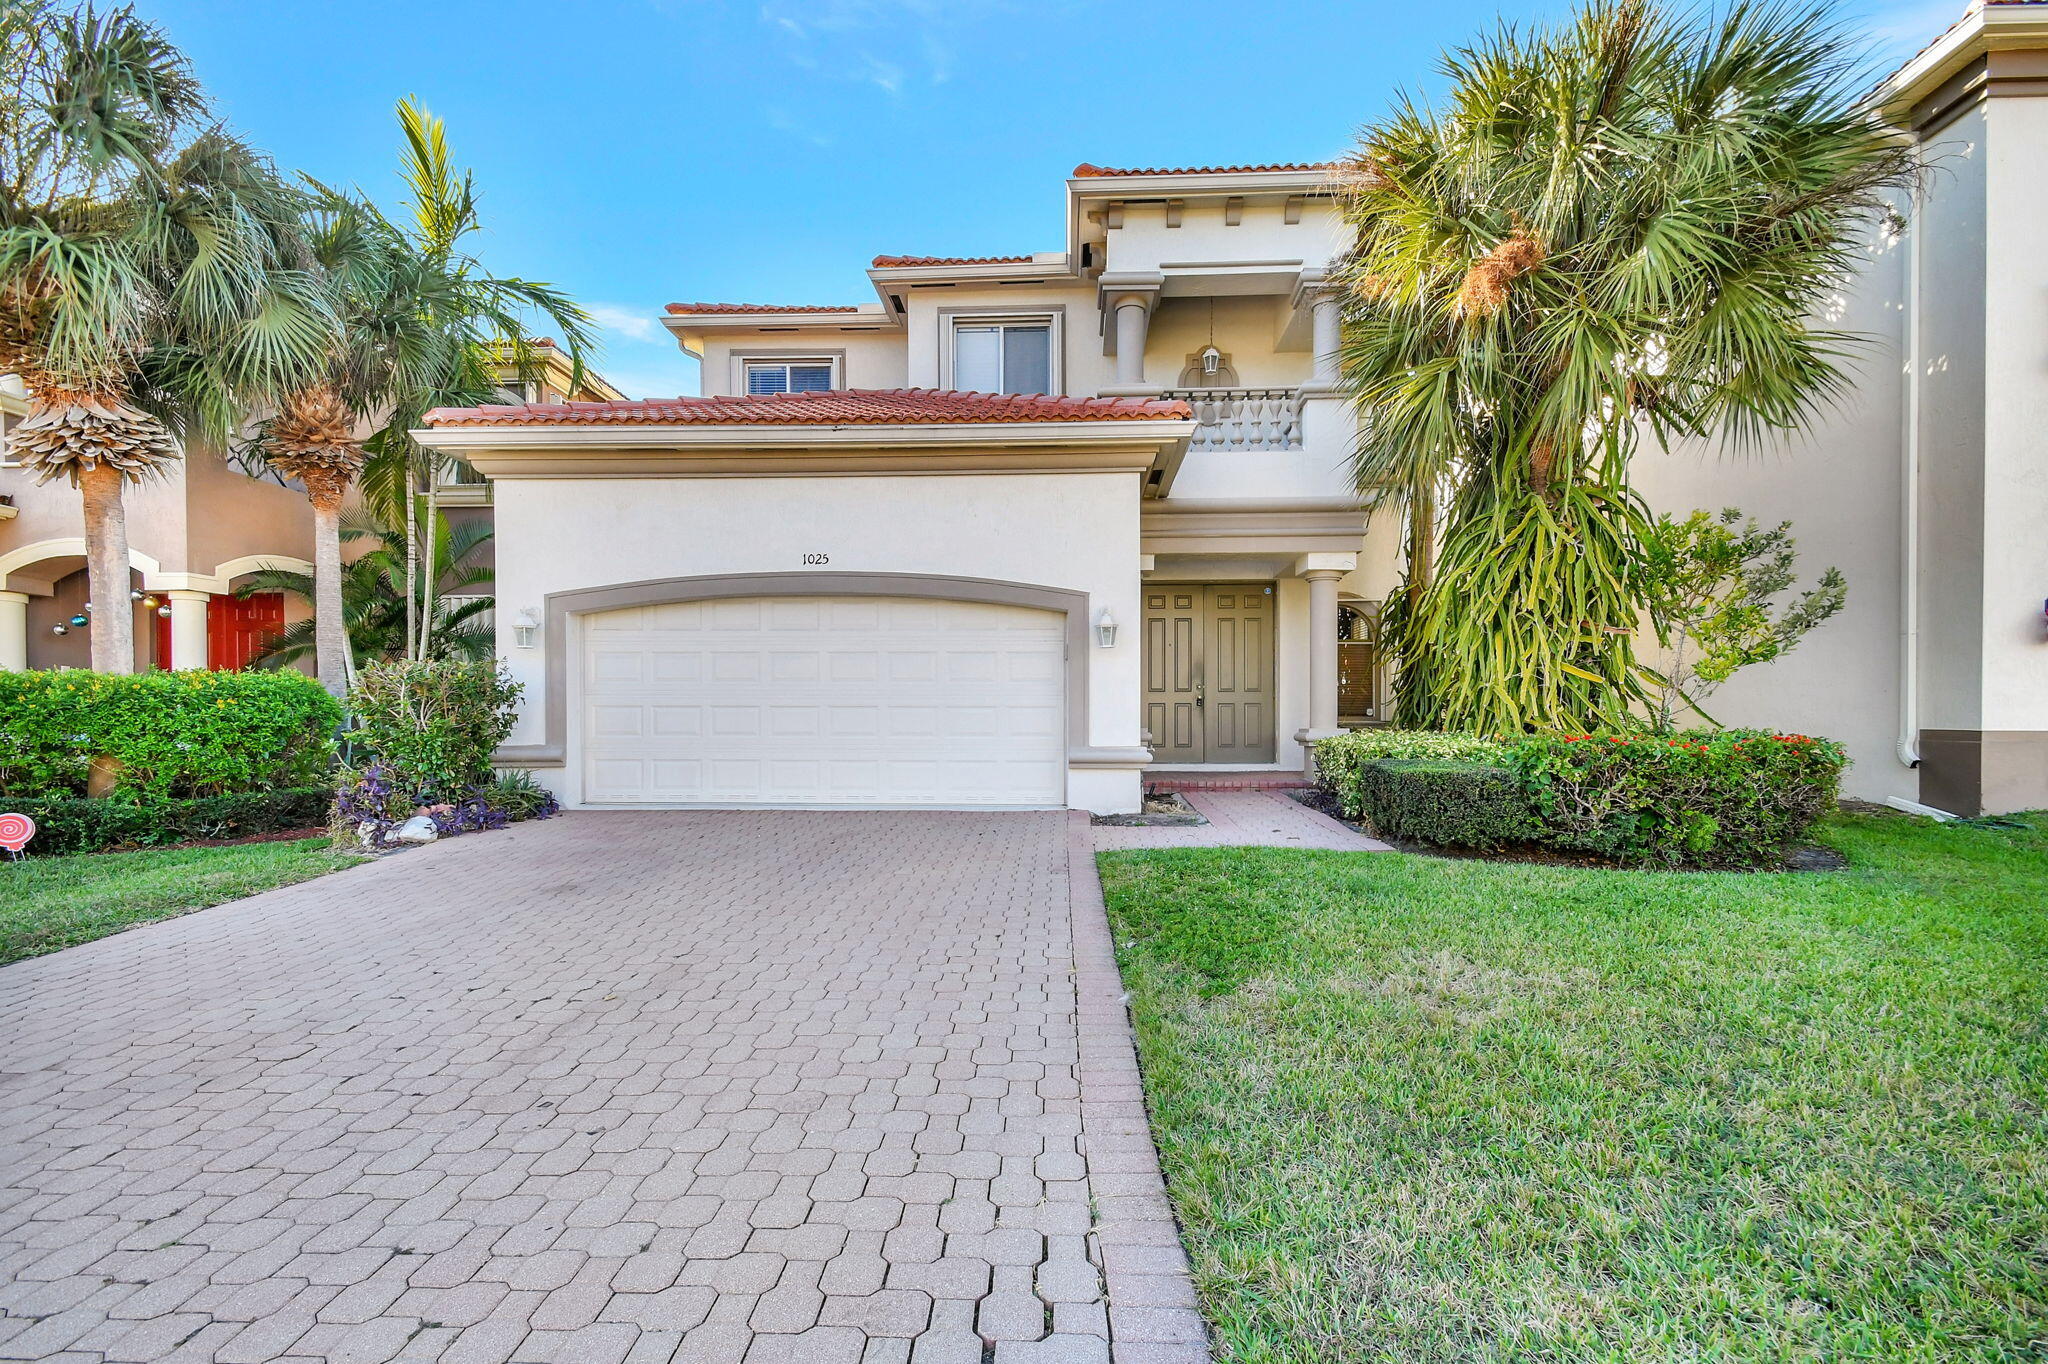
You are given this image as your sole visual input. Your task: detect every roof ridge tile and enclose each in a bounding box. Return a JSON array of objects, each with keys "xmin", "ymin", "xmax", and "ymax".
[{"xmin": 423, "ymin": 387, "xmax": 1193, "ymax": 428}]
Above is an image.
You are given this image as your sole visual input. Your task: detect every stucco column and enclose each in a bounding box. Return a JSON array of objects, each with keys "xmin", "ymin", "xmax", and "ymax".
[
  {"xmin": 0, "ymin": 592, "xmax": 27, "ymax": 671},
  {"xmin": 167, "ymin": 590, "xmax": 210, "ymax": 670},
  {"xmin": 1304, "ymin": 569, "xmax": 1344, "ymax": 736},
  {"xmin": 1311, "ymin": 290, "xmax": 1342, "ymax": 386},
  {"xmin": 1112, "ymin": 296, "xmax": 1151, "ymax": 387}
]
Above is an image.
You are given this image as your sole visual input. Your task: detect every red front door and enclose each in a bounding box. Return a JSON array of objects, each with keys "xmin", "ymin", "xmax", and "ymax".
[{"xmin": 154, "ymin": 593, "xmax": 286, "ymax": 670}]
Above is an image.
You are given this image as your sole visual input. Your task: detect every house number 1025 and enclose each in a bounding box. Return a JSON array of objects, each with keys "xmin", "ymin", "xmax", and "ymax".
[{"xmin": 801, "ymin": 552, "xmax": 830, "ymax": 566}]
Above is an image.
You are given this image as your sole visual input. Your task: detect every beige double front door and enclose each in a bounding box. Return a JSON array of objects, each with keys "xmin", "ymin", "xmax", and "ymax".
[{"xmin": 1141, "ymin": 583, "xmax": 1277, "ymax": 764}]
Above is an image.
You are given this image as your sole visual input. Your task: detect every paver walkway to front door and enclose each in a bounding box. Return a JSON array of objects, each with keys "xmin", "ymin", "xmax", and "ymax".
[{"xmin": 0, "ymin": 811, "xmax": 1206, "ymax": 1364}]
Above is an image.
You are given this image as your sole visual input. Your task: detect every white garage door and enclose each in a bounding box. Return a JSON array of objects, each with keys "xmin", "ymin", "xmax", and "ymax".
[{"xmin": 580, "ymin": 596, "xmax": 1066, "ymax": 807}]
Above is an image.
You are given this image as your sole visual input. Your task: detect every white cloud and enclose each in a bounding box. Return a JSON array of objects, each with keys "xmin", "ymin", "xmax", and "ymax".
[{"xmin": 587, "ymin": 303, "xmax": 659, "ymax": 343}]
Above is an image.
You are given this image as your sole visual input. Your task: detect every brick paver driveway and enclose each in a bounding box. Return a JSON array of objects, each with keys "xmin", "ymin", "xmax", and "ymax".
[{"xmin": 0, "ymin": 812, "xmax": 1205, "ymax": 1364}]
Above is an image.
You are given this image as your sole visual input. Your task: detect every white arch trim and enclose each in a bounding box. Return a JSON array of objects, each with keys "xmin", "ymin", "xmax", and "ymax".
[
  {"xmin": 0, "ymin": 537, "xmax": 162, "ymax": 594},
  {"xmin": 152, "ymin": 554, "xmax": 316, "ymax": 594},
  {"xmin": 0, "ymin": 539, "xmax": 312, "ymax": 594}
]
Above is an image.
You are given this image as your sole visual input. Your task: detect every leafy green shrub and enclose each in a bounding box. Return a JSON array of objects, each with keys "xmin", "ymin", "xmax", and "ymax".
[
  {"xmin": 348, "ymin": 659, "xmax": 521, "ymax": 804},
  {"xmin": 1354, "ymin": 759, "xmax": 1539, "ymax": 850},
  {"xmin": 1313, "ymin": 728, "xmax": 1510, "ymax": 817},
  {"xmin": 1509, "ymin": 729, "xmax": 1846, "ymax": 867},
  {"xmin": 4, "ymin": 787, "xmax": 333, "ymax": 856},
  {"xmin": 0, "ymin": 670, "xmax": 340, "ymax": 800}
]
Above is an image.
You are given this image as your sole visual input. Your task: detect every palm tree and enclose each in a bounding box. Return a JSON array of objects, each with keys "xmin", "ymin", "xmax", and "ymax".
[
  {"xmin": 355, "ymin": 98, "xmax": 591, "ymax": 663},
  {"xmin": 1335, "ymin": 0, "xmax": 1914, "ymax": 732},
  {"xmin": 0, "ymin": 1, "xmax": 332, "ymax": 672},
  {"xmin": 239, "ymin": 506, "xmax": 496, "ymax": 669}
]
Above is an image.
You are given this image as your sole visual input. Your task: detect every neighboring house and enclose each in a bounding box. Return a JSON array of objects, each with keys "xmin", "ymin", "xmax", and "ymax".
[
  {"xmin": 417, "ymin": 1, "xmax": 2047, "ymax": 818},
  {"xmin": 1635, "ymin": 0, "xmax": 2048, "ymax": 816},
  {"xmin": 0, "ymin": 340, "xmax": 619, "ymax": 674}
]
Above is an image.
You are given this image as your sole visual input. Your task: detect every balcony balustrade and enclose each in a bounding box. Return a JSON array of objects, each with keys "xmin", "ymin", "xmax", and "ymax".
[{"xmin": 1159, "ymin": 386, "xmax": 1303, "ymax": 451}]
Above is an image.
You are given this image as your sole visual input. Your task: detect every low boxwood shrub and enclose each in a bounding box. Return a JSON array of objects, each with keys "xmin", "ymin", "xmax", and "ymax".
[
  {"xmin": 0, "ymin": 670, "xmax": 340, "ymax": 800},
  {"xmin": 5, "ymin": 787, "xmax": 333, "ymax": 856},
  {"xmin": 1313, "ymin": 728, "xmax": 1510, "ymax": 817},
  {"xmin": 347, "ymin": 659, "xmax": 521, "ymax": 805},
  {"xmin": 1354, "ymin": 759, "xmax": 1539, "ymax": 850},
  {"xmin": 1509, "ymin": 729, "xmax": 1847, "ymax": 868}
]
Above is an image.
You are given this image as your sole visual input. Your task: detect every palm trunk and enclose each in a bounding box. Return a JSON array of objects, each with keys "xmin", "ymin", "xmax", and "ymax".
[
  {"xmin": 311, "ymin": 489, "xmax": 347, "ymax": 696},
  {"xmin": 78, "ymin": 461, "xmax": 136, "ymax": 674},
  {"xmin": 403, "ymin": 459, "xmax": 419, "ymax": 662},
  {"xmin": 417, "ymin": 475, "xmax": 440, "ymax": 660},
  {"xmin": 1406, "ymin": 483, "xmax": 1438, "ymax": 609}
]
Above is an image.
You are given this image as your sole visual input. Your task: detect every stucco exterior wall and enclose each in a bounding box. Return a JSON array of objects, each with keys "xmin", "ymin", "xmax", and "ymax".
[
  {"xmin": 1631, "ymin": 206, "xmax": 1914, "ymax": 804},
  {"xmin": 900, "ymin": 285, "xmax": 1108, "ymax": 394},
  {"xmin": 490, "ymin": 470, "xmax": 1146, "ymax": 810},
  {"xmin": 694, "ymin": 331, "xmax": 908, "ymax": 397},
  {"xmin": 1102, "ymin": 197, "xmax": 1347, "ymax": 277}
]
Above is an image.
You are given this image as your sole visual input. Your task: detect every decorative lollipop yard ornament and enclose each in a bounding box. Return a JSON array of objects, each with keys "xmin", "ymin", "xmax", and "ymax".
[{"xmin": 0, "ymin": 812, "xmax": 36, "ymax": 861}]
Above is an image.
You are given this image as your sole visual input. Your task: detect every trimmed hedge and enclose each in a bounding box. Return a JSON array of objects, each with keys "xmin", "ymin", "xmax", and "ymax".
[
  {"xmin": 1317, "ymin": 727, "xmax": 1848, "ymax": 868},
  {"xmin": 4, "ymin": 787, "xmax": 333, "ymax": 856},
  {"xmin": 1510, "ymin": 729, "xmax": 1847, "ymax": 868},
  {"xmin": 1353, "ymin": 759, "xmax": 1537, "ymax": 850},
  {"xmin": 1312, "ymin": 728, "xmax": 1510, "ymax": 817},
  {"xmin": 0, "ymin": 670, "xmax": 340, "ymax": 800}
]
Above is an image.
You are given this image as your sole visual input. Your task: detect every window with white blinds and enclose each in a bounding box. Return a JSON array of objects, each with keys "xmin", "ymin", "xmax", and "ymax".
[
  {"xmin": 744, "ymin": 360, "xmax": 836, "ymax": 394},
  {"xmin": 951, "ymin": 320, "xmax": 1053, "ymax": 395}
]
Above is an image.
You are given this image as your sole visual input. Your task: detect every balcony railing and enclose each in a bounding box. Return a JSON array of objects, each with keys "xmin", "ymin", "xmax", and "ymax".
[{"xmin": 1160, "ymin": 386, "xmax": 1303, "ymax": 452}]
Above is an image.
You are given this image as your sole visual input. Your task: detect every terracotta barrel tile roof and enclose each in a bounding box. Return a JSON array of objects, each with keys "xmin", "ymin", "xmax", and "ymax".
[
  {"xmin": 870, "ymin": 253, "xmax": 1038, "ymax": 268},
  {"xmin": 423, "ymin": 387, "xmax": 1193, "ymax": 428},
  {"xmin": 1071, "ymin": 160, "xmax": 1336, "ymax": 177},
  {"xmin": 664, "ymin": 302, "xmax": 861, "ymax": 315}
]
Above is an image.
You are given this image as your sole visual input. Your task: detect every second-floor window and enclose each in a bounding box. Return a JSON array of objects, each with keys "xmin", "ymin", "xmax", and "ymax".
[
  {"xmin": 745, "ymin": 359, "xmax": 836, "ymax": 394},
  {"xmin": 953, "ymin": 320, "xmax": 1052, "ymax": 395}
]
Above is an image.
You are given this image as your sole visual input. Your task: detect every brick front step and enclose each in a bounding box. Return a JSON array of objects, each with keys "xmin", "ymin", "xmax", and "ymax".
[{"xmin": 1144, "ymin": 770, "xmax": 1311, "ymax": 792}]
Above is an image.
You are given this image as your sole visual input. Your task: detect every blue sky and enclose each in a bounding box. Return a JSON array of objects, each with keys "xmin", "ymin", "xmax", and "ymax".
[{"xmin": 143, "ymin": 0, "xmax": 1963, "ymax": 400}]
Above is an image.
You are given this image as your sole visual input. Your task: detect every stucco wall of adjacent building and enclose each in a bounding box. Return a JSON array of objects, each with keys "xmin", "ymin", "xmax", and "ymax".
[
  {"xmin": 1631, "ymin": 205, "xmax": 1915, "ymax": 805},
  {"xmin": 490, "ymin": 469, "xmax": 1147, "ymax": 810}
]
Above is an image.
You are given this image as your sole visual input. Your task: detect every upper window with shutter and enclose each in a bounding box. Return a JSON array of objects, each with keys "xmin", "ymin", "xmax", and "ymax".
[{"xmin": 744, "ymin": 360, "xmax": 837, "ymax": 395}]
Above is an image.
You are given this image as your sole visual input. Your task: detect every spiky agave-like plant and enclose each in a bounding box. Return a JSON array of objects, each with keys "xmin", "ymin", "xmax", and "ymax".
[{"xmin": 1335, "ymin": 0, "xmax": 1915, "ymax": 731}]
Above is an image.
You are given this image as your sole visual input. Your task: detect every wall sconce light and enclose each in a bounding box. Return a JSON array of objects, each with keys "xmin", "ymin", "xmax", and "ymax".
[
  {"xmin": 513, "ymin": 608, "xmax": 541, "ymax": 649},
  {"xmin": 1199, "ymin": 343, "xmax": 1224, "ymax": 377},
  {"xmin": 1095, "ymin": 607, "xmax": 1118, "ymax": 648}
]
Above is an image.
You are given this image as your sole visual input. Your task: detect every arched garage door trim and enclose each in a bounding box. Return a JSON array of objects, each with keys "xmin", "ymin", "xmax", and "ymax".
[{"xmin": 503, "ymin": 571, "xmax": 1102, "ymax": 770}]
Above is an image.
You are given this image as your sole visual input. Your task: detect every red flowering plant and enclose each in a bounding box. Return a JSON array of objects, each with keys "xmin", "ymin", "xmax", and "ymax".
[{"xmin": 1507, "ymin": 727, "xmax": 1846, "ymax": 867}]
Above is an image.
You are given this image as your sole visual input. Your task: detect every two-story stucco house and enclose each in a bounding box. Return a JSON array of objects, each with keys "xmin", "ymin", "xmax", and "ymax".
[
  {"xmin": 414, "ymin": 0, "xmax": 2048, "ymax": 820},
  {"xmin": 417, "ymin": 162, "xmax": 1390, "ymax": 815}
]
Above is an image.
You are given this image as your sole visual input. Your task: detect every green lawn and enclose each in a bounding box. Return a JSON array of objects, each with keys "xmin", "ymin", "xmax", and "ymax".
[
  {"xmin": 1, "ymin": 838, "xmax": 362, "ymax": 967},
  {"xmin": 1098, "ymin": 813, "xmax": 2048, "ymax": 1362}
]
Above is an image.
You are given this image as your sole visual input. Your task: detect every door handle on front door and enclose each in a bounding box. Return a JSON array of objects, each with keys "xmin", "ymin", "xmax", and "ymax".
[{"xmin": 1194, "ymin": 682, "xmax": 1205, "ymax": 708}]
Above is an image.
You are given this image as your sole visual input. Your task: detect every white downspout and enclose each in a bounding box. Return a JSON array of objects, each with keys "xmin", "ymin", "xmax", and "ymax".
[{"xmin": 1896, "ymin": 177, "xmax": 1923, "ymax": 773}]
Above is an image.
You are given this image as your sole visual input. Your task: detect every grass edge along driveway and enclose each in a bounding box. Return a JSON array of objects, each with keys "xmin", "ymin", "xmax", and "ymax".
[
  {"xmin": 2, "ymin": 837, "xmax": 363, "ymax": 967},
  {"xmin": 1098, "ymin": 812, "xmax": 2048, "ymax": 1363}
]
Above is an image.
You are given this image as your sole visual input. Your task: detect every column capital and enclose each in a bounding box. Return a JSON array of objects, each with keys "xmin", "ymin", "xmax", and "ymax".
[
  {"xmin": 1294, "ymin": 552, "xmax": 1358, "ymax": 578},
  {"xmin": 0, "ymin": 590, "xmax": 30, "ymax": 605},
  {"xmin": 165, "ymin": 588, "xmax": 213, "ymax": 603}
]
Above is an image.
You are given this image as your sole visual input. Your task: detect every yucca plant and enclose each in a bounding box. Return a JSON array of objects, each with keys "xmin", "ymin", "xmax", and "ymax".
[
  {"xmin": 1336, "ymin": 0, "xmax": 1914, "ymax": 731},
  {"xmin": 0, "ymin": 0, "xmax": 333, "ymax": 672}
]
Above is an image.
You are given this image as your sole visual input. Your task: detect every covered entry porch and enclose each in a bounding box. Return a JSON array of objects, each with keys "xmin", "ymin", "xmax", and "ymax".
[{"xmin": 1138, "ymin": 497, "xmax": 1402, "ymax": 772}]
